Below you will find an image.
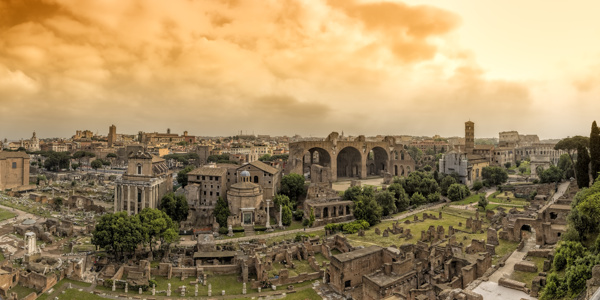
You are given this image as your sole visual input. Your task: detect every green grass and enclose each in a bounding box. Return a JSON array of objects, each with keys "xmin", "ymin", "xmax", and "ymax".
[
  {"xmin": 489, "ymin": 191, "xmax": 528, "ymax": 206},
  {"xmin": 509, "ymin": 256, "xmax": 546, "ymax": 289},
  {"xmin": 266, "ymin": 230, "xmax": 326, "ymax": 246},
  {"xmin": 7, "ymin": 285, "xmax": 36, "ymax": 299},
  {"xmin": 229, "ymin": 287, "xmax": 322, "ymax": 300},
  {"xmin": 493, "ymin": 238, "xmax": 520, "ymax": 265},
  {"xmin": 56, "ymin": 289, "xmax": 104, "ymax": 300},
  {"xmin": 452, "ymin": 193, "xmax": 486, "ymax": 205},
  {"xmin": 37, "ymin": 279, "xmax": 92, "ymax": 300},
  {"xmin": 0, "ymin": 207, "xmax": 17, "ymax": 221},
  {"xmin": 344, "ymin": 209, "xmax": 487, "ymax": 248}
]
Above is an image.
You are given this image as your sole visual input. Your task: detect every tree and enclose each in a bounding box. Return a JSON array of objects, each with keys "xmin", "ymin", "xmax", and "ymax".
[
  {"xmin": 388, "ymin": 183, "xmax": 409, "ymax": 212},
  {"xmin": 353, "ymin": 195, "xmax": 382, "ymax": 226},
  {"xmin": 447, "ymin": 183, "xmax": 470, "ymax": 201},
  {"xmin": 258, "ymin": 154, "xmax": 271, "ymax": 161},
  {"xmin": 53, "ymin": 197, "xmax": 63, "ymax": 211},
  {"xmin": 343, "ymin": 186, "xmax": 364, "ymax": 201},
  {"xmin": 309, "ymin": 207, "xmax": 315, "ymax": 227},
  {"xmin": 375, "ymin": 191, "xmax": 396, "ymax": 216},
  {"xmin": 410, "ymin": 192, "xmax": 427, "ymax": 206},
  {"xmin": 539, "ymin": 166, "xmax": 564, "ymax": 183},
  {"xmin": 440, "ymin": 176, "xmax": 457, "ymax": 196},
  {"xmin": 576, "ymin": 144, "xmax": 591, "ymax": 188},
  {"xmin": 136, "ymin": 208, "xmax": 178, "ymax": 256},
  {"xmin": 213, "ymin": 196, "xmax": 231, "ymax": 229},
  {"xmin": 282, "ymin": 206, "xmax": 292, "ymax": 226},
  {"xmin": 403, "ymin": 171, "xmax": 440, "ymax": 198},
  {"xmin": 504, "ymin": 162, "xmax": 511, "ymax": 169},
  {"xmin": 91, "ymin": 159, "xmax": 103, "ymax": 171},
  {"xmin": 273, "ymin": 194, "xmax": 291, "ymax": 209},
  {"xmin": 407, "ymin": 146, "xmax": 423, "ymax": 163},
  {"xmin": 92, "ymin": 212, "xmax": 144, "ymax": 260},
  {"xmin": 106, "ymin": 153, "xmax": 117, "ymax": 158},
  {"xmin": 515, "ymin": 160, "xmax": 521, "ymax": 168},
  {"xmin": 555, "ymin": 135, "xmax": 590, "ymax": 180},
  {"xmin": 481, "ymin": 166, "xmax": 508, "ymax": 186},
  {"xmin": 177, "ymin": 166, "xmax": 194, "ymax": 187},
  {"xmin": 43, "ymin": 151, "xmax": 72, "ymax": 171},
  {"xmin": 280, "ymin": 173, "xmax": 306, "ymax": 204},
  {"xmin": 71, "ymin": 163, "xmax": 80, "ymax": 171},
  {"xmin": 472, "ymin": 180, "xmax": 484, "ymax": 191},
  {"xmin": 478, "ymin": 195, "xmax": 488, "ymax": 211},
  {"xmin": 558, "ymin": 154, "xmax": 575, "ymax": 179},
  {"xmin": 591, "ymin": 121, "xmax": 600, "ymax": 182},
  {"xmin": 159, "ymin": 193, "xmax": 189, "ymax": 224}
]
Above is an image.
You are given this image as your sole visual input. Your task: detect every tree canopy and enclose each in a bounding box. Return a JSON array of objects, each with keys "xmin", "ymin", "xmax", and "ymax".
[
  {"xmin": 177, "ymin": 165, "xmax": 194, "ymax": 187},
  {"xmin": 159, "ymin": 193, "xmax": 189, "ymax": 224},
  {"xmin": 447, "ymin": 183, "xmax": 470, "ymax": 201},
  {"xmin": 481, "ymin": 166, "xmax": 508, "ymax": 186},
  {"xmin": 213, "ymin": 196, "xmax": 231, "ymax": 230},
  {"xmin": 539, "ymin": 165, "xmax": 564, "ymax": 184},
  {"xmin": 280, "ymin": 173, "xmax": 306, "ymax": 204}
]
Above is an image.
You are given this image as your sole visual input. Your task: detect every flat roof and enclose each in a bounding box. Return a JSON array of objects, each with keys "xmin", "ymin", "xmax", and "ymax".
[{"xmin": 333, "ymin": 245, "xmax": 381, "ymax": 263}]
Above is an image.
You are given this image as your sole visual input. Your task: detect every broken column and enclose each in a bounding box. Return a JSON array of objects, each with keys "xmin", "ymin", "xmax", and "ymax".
[
  {"xmin": 243, "ymin": 282, "xmax": 246, "ymax": 295},
  {"xmin": 195, "ymin": 284, "xmax": 198, "ymax": 297},
  {"xmin": 167, "ymin": 283, "xmax": 171, "ymax": 296},
  {"xmin": 125, "ymin": 283, "xmax": 128, "ymax": 293},
  {"xmin": 208, "ymin": 283, "xmax": 211, "ymax": 297}
]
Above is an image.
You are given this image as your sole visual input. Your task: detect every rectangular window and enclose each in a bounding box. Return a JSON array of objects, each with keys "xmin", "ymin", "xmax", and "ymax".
[
  {"xmin": 12, "ymin": 162, "xmax": 17, "ymax": 169},
  {"xmin": 210, "ymin": 176, "xmax": 213, "ymax": 180},
  {"xmin": 216, "ymin": 192, "xmax": 220, "ymax": 196},
  {"xmin": 202, "ymin": 176, "xmax": 205, "ymax": 180},
  {"xmin": 210, "ymin": 191, "xmax": 213, "ymax": 196}
]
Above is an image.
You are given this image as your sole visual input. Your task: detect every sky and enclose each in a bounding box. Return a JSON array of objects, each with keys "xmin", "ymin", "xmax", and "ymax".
[{"xmin": 1, "ymin": 0, "xmax": 599, "ymax": 140}]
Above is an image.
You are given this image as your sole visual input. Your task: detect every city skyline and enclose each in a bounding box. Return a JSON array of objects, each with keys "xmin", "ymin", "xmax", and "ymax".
[{"xmin": 1, "ymin": 0, "xmax": 599, "ymax": 139}]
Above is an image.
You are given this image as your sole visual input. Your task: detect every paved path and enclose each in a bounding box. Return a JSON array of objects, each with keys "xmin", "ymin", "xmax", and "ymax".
[
  {"xmin": 489, "ymin": 231, "xmax": 536, "ymax": 283},
  {"xmin": 473, "ymin": 281, "xmax": 535, "ymax": 300}
]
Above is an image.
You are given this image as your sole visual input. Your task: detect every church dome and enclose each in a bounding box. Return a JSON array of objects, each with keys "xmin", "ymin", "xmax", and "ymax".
[{"xmin": 240, "ymin": 170, "xmax": 250, "ymax": 177}]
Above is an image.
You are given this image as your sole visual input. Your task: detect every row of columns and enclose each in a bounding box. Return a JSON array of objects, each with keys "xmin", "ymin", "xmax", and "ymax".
[
  {"xmin": 316, "ymin": 205, "xmax": 352, "ymax": 219},
  {"xmin": 114, "ymin": 183, "xmax": 161, "ymax": 215}
]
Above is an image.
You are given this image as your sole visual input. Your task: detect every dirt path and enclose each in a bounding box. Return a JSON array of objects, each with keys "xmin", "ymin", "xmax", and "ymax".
[{"xmin": 489, "ymin": 232, "xmax": 536, "ymax": 283}]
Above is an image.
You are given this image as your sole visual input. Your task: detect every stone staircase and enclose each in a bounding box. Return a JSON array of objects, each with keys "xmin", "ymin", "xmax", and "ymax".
[{"xmin": 243, "ymin": 225, "xmax": 255, "ymax": 236}]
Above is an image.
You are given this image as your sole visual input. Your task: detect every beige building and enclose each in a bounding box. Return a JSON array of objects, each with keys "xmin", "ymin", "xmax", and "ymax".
[
  {"xmin": 226, "ymin": 170, "xmax": 267, "ymax": 226},
  {"xmin": 114, "ymin": 151, "xmax": 173, "ymax": 215},
  {"xmin": 0, "ymin": 151, "xmax": 30, "ymax": 190}
]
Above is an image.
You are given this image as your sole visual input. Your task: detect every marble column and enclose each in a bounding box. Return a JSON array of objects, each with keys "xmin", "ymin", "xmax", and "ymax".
[
  {"xmin": 141, "ymin": 186, "xmax": 145, "ymax": 211},
  {"xmin": 134, "ymin": 186, "xmax": 138, "ymax": 214},
  {"xmin": 266, "ymin": 200, "xmax": 271, "ymax": 229},
  {"xmin": 127, "ymin": 185, "xmax": 131, "ymax": 215},
  {"xmin": 113, "ymin": 185, "xmax": 117, "ymax": 213},
  {"xmin": 278, "ymin": 204, "xmax": 283, "ymax": 227}
]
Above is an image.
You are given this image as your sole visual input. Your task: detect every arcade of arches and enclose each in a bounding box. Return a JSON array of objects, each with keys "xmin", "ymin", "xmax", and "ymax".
[{"xmin": 287, "ymin": 132, "xmax": 416, "ymax": 182}]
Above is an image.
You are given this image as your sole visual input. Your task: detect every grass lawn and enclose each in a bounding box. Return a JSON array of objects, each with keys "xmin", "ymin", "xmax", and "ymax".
[
  {"xmin": 56, "ymin": 289, "xmax": 104, "ymax": 300},
  {"xmin": 266, "ymin": 230, "xmax": 326, "ymax": 246},
  {"xmin": 0, "ymin": 207, "xmax": 17, "ymax": 221},
  {"xmin": 229, "ymin": 287, "xmax": 322, "ymax": 300},
  {"xmin": 509, "ymin": 256, "xmax": 546, "ymax": 289},
  {"xmin": 452, "ymin": 193, "xmax": 486, "ymax": 205},
  {"xmin": 489, "ymin": 191, "xmax": 528, "ymax": 206},
  {"xmin": 7, "ymin": 285, "xmax": 36, "ymax": 299},
  {"xmin": 493, "ymin": 238, "xmax": 520, "ymax": 265},
  {"xmin": 37, "ymin": 279, "xmax": 92, "ymax": 300},
  {"xmin": 344, "ymin": 209, "xmax": 487, "ymax": 248}
]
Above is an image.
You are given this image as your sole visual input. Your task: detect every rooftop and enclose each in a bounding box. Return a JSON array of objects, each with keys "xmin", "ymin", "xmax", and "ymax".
[{"xmin": 332, "ymin": 245, "xmax": 382, "ymax": 263}]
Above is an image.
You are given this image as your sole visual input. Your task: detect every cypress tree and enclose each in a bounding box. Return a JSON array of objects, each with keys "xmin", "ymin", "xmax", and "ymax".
[
  {"xmin": 590, "ymin": 121, "xmax": 600, "ymax": 182},
  {"xmin": 576, "ymin": 144, "xmax": 590, "ymax": 188}
]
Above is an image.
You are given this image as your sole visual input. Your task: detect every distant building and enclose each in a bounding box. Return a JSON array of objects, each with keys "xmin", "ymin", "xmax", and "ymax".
[
  {"xmin": 108, "ymin": 125, "xmax": 117, "ymax": 147},
  {"xmin": 114, "ymin": 151, "xmax": 173, "ymax": 215},
  {"xmin": 0, "ymin": 151, "xmax": 30, "ymax": 190},
  {"xmin": 439, "ymin": 121, "xmax": 489, "ymax": 186}
]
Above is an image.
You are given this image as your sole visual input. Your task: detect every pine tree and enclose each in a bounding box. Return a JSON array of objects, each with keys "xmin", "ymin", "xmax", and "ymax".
[
  {"xmin": 590, "ymin": 121, "xmax": 600, "ymax": 182},
  {"xmin": 576, "ymin": 144, "xmax": 590, "ymax": 188}
]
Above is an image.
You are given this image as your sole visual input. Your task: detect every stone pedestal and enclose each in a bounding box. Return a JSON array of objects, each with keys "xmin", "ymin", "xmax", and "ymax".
[
  {"xmin": 222, "ymin": 290, "xmax": 225, "ymax": 296},
  {"xmin": 208, "ymin": 284, "xmax": 211, "ymax": 297},
  {"xmin": 139, "ymin": 288, "xmax": 142, "ymax": 295},
  {"xmin": 227, "ymin": 225, "xmax": 234, "ymax": 237},
  {"xmin": 167, "ymin": 283, "xmax": 171, "ymax": 297},
  {"xmin": 181, "ymin": 286, "xmax": 186, "ymax": 297},
  {"xmin": 125, "ymin": 283, "xmax": 128, "ymax": 293},
  {"xmin": 152, "ymin": 284, "xmax": 155, "ymax": 296},
  {"xmin": 266, "ymin": 200, "xmax": 273, "ymax": 231},
  {"xmin": 112, "ymin": 281, "xmax": 116, "ymax": 292},
  {"xmin": 278, "ymin": 205, "xmax": 283, "ymax": 228},
  {"xmin": 258, "ymin": 287, "xmax": 261, "ymax": 293},
  {"xmin": 203, "ymin": 274, "xmax": 207, "ymax": 286},
  {"xmin": 195, "ymin": 284, "xmax": 198, "ymax": 297},
  {"xmin": 272, "ymin": 284, "xmax": 277, "ymax": 291},
  {"xmin": 243, "ymin": 282, "xmax": 247, "ymax": 295}
]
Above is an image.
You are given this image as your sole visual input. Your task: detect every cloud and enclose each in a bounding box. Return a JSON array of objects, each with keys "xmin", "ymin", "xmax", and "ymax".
[{"xmin": 0, "ymin": 0, "xmax": 536, "ymax": 139}]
